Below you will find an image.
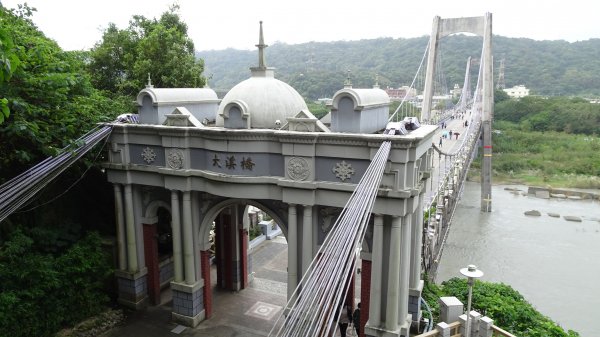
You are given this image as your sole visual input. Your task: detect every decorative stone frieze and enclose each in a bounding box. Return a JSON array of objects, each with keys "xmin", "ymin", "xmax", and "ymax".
[
  {"xmin": 141, "ymin": 147, "xmax": 157, "ymax": 164},
  {"xmin": 287, "ymin": 157, "xmax": 310, "ymax": 181},
  {"xmin": 167, "ymin": 149, "xmax": 184, "ymax": 169},
  {"xmin": 333, "ymin": 160, "xmax": 355, "ymax": 182}
]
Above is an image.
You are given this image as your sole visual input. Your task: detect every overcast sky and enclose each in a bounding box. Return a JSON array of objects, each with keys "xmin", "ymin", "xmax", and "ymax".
[{"xmin": 2, "ymin": 0, "xmax": 598, "ymax": 51}]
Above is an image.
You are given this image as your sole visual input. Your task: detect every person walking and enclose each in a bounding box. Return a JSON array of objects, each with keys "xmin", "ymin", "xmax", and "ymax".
[
  {"xmin": 438, "ymin": 136, "xmax": 443, "ymax": 147},
  {"xmin": 352, "ymin": 303, "xmax": 361, "ymax": 336},
  {"xmin": 337, "ymin": 303, "xmax": 351, "ymax": 337}
]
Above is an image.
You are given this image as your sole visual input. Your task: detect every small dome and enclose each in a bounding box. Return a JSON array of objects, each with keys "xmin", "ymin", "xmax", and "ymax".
[
  {"xmin": 215, "ymin": 21, "xmax": 308, "ymax": 129},
  {"xmin": 216, "ymin": 74, "xmax": 308, "ymax": 129}
]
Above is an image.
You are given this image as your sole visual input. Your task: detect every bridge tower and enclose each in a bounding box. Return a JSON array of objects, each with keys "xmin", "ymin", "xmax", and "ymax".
[{"xmin": 421, "ymin": 13, "xmax": 494, "ymax": 212}]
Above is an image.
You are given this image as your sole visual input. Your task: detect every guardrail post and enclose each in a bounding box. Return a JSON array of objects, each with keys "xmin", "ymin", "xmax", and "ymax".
[
  {"xmin": 479, "ymin": 316, "xmax": 493, "ymax": 337},
  {"xmin": 435, "ymin": 322, "xmax": 451, "ymax": 337},
  {"xmin": 459, "ymin": 311, "xmax": 482, "ymax": 337}
]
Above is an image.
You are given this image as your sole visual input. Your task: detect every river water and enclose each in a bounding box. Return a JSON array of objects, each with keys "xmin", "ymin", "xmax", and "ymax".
[{"xmin": 436, "ymin": 182, "xmax": 600, "ymax": 337}]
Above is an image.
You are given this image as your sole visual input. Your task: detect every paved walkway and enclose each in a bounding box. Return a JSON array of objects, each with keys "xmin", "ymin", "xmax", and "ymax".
[
  {"xmin": 428, "ymin": 114, "xmax": 473, "ymax": 201},
  {"xmin": 104, "ymin": 236, "xmax": 357, "ymax": 337}
]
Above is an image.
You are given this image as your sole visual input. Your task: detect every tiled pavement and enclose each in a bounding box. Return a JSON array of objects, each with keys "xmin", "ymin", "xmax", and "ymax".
[{"xmin": 104, "ymin": 236, "xmax": 294, "ymax": 337}]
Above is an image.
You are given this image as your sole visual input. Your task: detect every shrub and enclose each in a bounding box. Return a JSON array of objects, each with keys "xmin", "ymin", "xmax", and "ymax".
[
  {"xmin": 0, "ymin": 230, "xmax": 112, "ymax": 337},
  {"xmin": 423, "ymin": 278, "xmax": 580, "ymax": 337}
]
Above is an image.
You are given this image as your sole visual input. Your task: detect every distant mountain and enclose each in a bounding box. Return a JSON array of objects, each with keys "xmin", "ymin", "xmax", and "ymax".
[{"xmin": 197, "ymin": 35, "xmax": 600, "ymax": 99}]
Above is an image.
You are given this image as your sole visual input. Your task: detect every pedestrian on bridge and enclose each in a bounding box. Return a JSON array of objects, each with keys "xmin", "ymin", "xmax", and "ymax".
[{"xmin": 439, "ymin": 137, "xmax": 443, "ymax": 147}]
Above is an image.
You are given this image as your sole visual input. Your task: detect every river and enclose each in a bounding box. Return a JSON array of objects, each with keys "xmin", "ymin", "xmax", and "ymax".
[{"xmin": 436, "ymin": 182, "xmax": 600, "ymax": 337}]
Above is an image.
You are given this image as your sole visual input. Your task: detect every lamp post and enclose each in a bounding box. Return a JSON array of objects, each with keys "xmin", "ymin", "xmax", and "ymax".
[{"xmin": 460, "ymin": 264, "xmax": 483, "ymax": 337}]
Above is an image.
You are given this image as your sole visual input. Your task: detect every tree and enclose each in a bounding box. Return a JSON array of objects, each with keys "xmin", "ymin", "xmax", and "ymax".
[
  {"xmin": 494, "ymin": 89, "xmax": 510, "ymax": 103},
  {"xmin": 88, "ymin": 5, "xmax": 206, "ymax": 97},
  {"xmin": 0, "ymin": 6, "xmax": 21, "ymax": 124},
  {"xmin": 0, "ymin": 5, "xmax": 128, "ymax": 181}
]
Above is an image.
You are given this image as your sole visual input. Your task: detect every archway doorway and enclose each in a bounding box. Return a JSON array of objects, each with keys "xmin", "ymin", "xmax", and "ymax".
[
  {"xmin": 201, "ymin": 201, "xmax": 288, "ymax": 331},
  {"xmin": 142, "ymin": 205, "xmax": 175, "ymax": 306}
]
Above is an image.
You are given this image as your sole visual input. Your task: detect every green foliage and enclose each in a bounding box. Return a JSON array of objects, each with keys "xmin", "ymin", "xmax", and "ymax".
[
  {"xmin": 305, "ymin": 99, "xmax": 329, "ymax": 119},
  {"xmin": 0, "ymin": 230, "xmax": 112, "ymax": 337},
  {"xmin": 494, "ymin": 89, "xmax": 510, "ymax": 103},
  {"xmin": 88, "ymin": 5, "xmax": 206, "ymax": 97},
  {"xmin": 474, "ymin": 95, "xmax": 600, "ymax": 186},
  {"xmin": 0, "ymin": 7, "xmax": 22, "ymax": 124},
  {"xmin": 423, "ymin": 278, "xmax": 579, "ymax": 337},
  {"xmin": 495, "ymin": 96, "xmax": 600, "ymax": 135},
  {"xmin": 200, "ymin": 35, "xmax": 600, "ymax": 99},
  {"xmin": 482, "ymin": 121, "xmax": 600, "ymax": 186},
  {"xmin": 0, "ymin": 5, "xmax": 128, "ymax": 181},
  {"xmin": 248, "ymin": 224, "xmax": 263, "ymax": 241}
]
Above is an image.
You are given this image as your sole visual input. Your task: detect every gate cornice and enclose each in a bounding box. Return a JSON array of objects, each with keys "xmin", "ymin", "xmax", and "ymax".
[{"xmin": 105, "ymin": 123, "xmax": 435, "ymax": 213}]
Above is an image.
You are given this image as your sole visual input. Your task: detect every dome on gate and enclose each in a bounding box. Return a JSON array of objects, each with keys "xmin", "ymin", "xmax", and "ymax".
[{"xmin": 216, "ymin": 22, "xmax": 308, "ymax": 129}]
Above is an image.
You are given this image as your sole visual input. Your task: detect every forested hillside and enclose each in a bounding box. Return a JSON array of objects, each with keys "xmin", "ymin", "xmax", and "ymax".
[{"xmin": 198, "ymin": 35, "xmax": 600, "ymax": 99}]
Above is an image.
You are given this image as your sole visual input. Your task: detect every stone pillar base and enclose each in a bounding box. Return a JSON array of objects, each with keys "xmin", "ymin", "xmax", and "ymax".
[
  {"xmin": 116, "ymin": 268, "xmax": 149, "ymax": 310},
  {"xmin": 171, "ymin": 280, "xmax": 205, "ymax": 327},
  {"xmin": 364, "ymin": 316, "xmax": 411, "ymax": 337},
  {"xmin": 172, "ymin": 311, "xmax": 205, "ymax": 327},
  {"xmin": 409, "ymin": 280, "xmax": 424, "ymax": 332}
]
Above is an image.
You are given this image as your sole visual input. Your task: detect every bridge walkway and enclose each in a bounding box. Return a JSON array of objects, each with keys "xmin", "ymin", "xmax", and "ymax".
[{"xmin": 428, "ymin": 115, "xmax": 472, "ymax": 200}]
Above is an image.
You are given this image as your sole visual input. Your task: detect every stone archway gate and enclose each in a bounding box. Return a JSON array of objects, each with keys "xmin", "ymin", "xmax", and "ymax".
[{"xmin": 105, "ymin": 123, "xmax": 435, "ymax": 332}]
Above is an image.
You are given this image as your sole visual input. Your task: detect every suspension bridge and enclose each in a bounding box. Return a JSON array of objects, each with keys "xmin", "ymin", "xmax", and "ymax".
[{"xmin": 0, "ymin": 14, "xmax": 494, "ymax": 337}]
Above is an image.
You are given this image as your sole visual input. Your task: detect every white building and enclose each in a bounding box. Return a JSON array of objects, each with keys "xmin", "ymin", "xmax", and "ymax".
[{"xmin": 503, "ymin": 85, "xmax": 530, "ymax": 98}]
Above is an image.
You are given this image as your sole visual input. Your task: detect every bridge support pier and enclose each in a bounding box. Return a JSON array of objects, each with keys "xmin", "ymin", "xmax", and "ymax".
[
  {"xmin": 409, "ymin": 193, "xmax": 424, "ymax": 331},
  {"xmin": 364, "ymin": 215, "xmax": 412, "ymax": 337}
]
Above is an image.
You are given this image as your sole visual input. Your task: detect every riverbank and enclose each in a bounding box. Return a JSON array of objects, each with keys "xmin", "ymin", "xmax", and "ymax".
[{"xmin": 467, "ymin": 168, "xmax": 600, "ymax": 190}]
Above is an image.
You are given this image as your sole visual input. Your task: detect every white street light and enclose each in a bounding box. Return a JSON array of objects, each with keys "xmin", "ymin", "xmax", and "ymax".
[{"xmin": 460, "ymin": 264, "xmax": 483, "ymax": 337}]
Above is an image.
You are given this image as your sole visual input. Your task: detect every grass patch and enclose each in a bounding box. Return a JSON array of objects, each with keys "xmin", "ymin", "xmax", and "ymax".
[{"xmin": 470, "ymin": 121, "xmax": 600, "ymax": 189}]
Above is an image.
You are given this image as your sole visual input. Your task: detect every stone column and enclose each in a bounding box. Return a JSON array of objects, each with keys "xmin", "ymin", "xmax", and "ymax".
[
  {"xmin": 302, "ymin": 205, "xmax": 313, "ymax": 276},
  {"xmin": 410, "ymin": 194, "xmax": 424, "ymax": 288},
  {"xmin": 116, "ymin": 184, "xmax": 147, "ymax": 309},
  {"xmin": 398, "ymin": 214, "xmax": 412, "ymax": 333},
  {"xmin": 367, "ymin": 215, "xmax": 383, "ymax": 328},
  {"xmin": 171, "ymin": 190, "xmax": 183, "ymax": 282},
  {"xmin": 124, "ymin": 184, "xmax": 138, "ymax": 272},
  {"xmin": 385, "ymin": 216, "xmax": 402, "ymax": 331},
  {"xmin": 182, "ymin": 191, "xmax": 195, "ymax": 284},
  {"xmin": 409, "ymin": 194, "xmax": 424, "ymax": 329},
  {"xmin": 287, "ymin": 204, "xmax": 298, "ymax": 300},
  {"xmin": 113, "ymin": 184, "xmax": 127, "ymax": 270}
]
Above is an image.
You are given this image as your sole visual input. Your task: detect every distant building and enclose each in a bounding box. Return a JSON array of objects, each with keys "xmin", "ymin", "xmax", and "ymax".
[
  {"xmin": 317, "ymin": 98, "xmax": 332, "ymax": 105},
  {"xmin": 503, "ymin": 85, "xmax": 530, "ymax": 98},
  {"xmin": 451, "ymin": 83, "xmax": 462, "ymax": 98},
  {"xmin": 385, "ymin": 86, "xmax": 417, "ymax": 101}
]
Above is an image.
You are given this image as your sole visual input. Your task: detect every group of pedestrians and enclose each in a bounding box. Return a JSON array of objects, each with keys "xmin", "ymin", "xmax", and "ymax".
[{"xmin": 437, "ymin": 120, "xmax": 463, "ymax": 148}]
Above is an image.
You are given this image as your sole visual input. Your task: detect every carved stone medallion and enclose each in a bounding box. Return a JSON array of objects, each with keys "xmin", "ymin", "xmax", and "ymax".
[
  {"xmin": 167, "ymin": 149, "xmax": 184, "ymax": 169},
  {"xmin": 141, "ymin": 147, "xmax": 156, "ymax": 164},
  {"xmin": 287, "ymin": 157, "xmax": 310, "ymax": 181},
  {"xmin": 333, "ymin": 160, "xmax": 355, "ymax": 182}
]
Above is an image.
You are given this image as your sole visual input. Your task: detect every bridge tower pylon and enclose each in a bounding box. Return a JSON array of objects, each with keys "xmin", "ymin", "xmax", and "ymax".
[{"xmin": 421, "ymin": 13, "xmax": 494, "ymax": 212}]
